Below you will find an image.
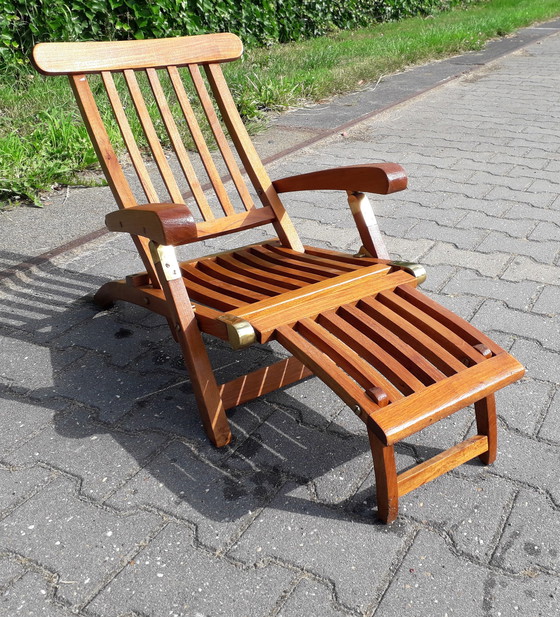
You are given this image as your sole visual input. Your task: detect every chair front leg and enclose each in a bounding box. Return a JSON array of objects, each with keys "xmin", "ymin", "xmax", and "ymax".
[
  {"xmin": 150, "ymin": 242, "xmax": 232, "ymax": 447},
  {"xmin": 475, "ymin": 394, "xmax": 497, "ymax": 465},
  {"xmin": 368, "ymin": 429, "xmax": 399, "ymax": 524}
]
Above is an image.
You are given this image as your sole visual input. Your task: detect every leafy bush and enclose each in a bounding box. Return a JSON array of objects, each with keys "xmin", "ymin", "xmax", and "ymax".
[{"xmin": 0, "ymin": 0, "xmax": 478, "ymax": 73}]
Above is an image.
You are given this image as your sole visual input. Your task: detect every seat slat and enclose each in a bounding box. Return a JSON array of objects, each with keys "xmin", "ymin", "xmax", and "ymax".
[
  {"xmin": 232, "ymin": 250, "xmax": 329, "ymax": 284},
  {"xmin": 183, "ymin": 277, "xmax": 246, "ymax": 311},
  {"xmin": 181, "ymin": 264, "xmax": 267, "ymax": 304},
  {"xmin": 297, "ymin": 318, "xmax": 404, "ymax": 401},
  {"xmin": 216, "ymin": 254, "xmax": 302, "ymax": 290},
  {"xmin": 377, "ymin": 290, "xmax": 486, "ymax": 366},
  {"xmin": 318, "ymin": 311, "xmax": 426, "ymax": 395},
  {"xmin": 359, "ymin": 297, "xmax": 467, "ymax": 375},
  {"xmin": 123, "ymin": 69, "xmax": 184, "ymax": 204},
  {"xmin": 265, "ymin": 244, "xmax": 363, "ymax": 272},
  {"xmin": 398, "ymin": 286, "xmax": 505, "ymax": 355},
  {"xmin": 196, "ymin": 258, "xmax": 286, "ymax": 295},
  {"xmin": 338, "ymin": 303, "xmax": 444, "ymax": 384},
  {"xmin": 250, "ymin": 245, "xmax": 352, "ymax": 277}
]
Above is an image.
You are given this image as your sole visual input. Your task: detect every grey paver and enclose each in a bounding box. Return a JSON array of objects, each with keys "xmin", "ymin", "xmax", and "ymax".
[
  {"xmin": 278, "ymin": 579, "xmax": 346, "ymax": 617},
  {"xmin": 0, "ymin": 467, "xmax": 57, "ymax": 515},
  {"xmin": 228, "ymin": 482, "xmax": 413, "ymax": 612},
  {"xmin": 422, "ymin": 243, "xmax": 511, "ymax": 277},
  {"xmin": 0, "ymin": 557, "xmax": 25, "ymax": 589},
  {"xmin": 4, "ymin": 410, "xmax": 168, "ymax": 501},
  {"xmin": 1, "ymin": 571, "xmax": 78, "ymax": 616},
  {"xmin": 1, "ymin": 475, "xmax": 162, "ymax": 608},
  {"xmin": 87, "ymin": 522, "xmax": 295, "ymax": 617},
  {"xmin": 493, "ymin": 490, "xmax": 560, "ymax": 575},
  {"xmin": 538, "ymin": 388, "xmax": 560, "ymax": 444},
  {"xmin": 495, "ymin": 377, "xmax": 555, "ymax": 435},
  {"xmin": 532, "ymin": 284, "xmax": 560, "ymax": 315}
]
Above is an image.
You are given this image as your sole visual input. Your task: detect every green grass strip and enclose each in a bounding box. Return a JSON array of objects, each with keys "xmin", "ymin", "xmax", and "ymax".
[{"xmin": 2, "ymin": 0, "xmax": 560, "ymax": 206}]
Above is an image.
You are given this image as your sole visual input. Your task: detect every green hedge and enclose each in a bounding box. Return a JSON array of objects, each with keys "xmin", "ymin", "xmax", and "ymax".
[{"xmin": 1, "ymin": 0, "xmax": 477, "ymax": 72}]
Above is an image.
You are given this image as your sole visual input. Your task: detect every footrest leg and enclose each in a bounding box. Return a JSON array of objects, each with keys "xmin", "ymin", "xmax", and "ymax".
[
  {"xmin": 369, "ymin": 429, "xmax": 399, "ymax": 524},
  {"xmin": 475, "ymin": 394, "xmax": 497, "ymax": 464}
]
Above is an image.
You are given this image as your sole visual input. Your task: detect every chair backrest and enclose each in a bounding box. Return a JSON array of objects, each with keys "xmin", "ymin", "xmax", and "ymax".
[{"xmin": 32, "ymin": 34, "xmax": 302, "ymax": 255}]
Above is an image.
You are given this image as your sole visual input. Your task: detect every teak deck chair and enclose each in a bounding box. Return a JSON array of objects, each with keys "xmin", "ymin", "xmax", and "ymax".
[{"xmin": 33, "ymin": 34, "xmax": 524, "ymax": 523}]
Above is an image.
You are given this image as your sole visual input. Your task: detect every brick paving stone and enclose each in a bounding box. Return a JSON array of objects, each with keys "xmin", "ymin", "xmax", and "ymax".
[
  {"xmin": 386, "ymin": 237, "xmax": 434, "ymax": 262},
  {"xmin": 0, "ymin": 557, "xmax": 25, "ymax": 589},
  {"xmin": 532, "ymin": 284, "xmax": 560, "ymax": 315},
  {"xmin": 456, "ymin": 210, "xmax": 537, "ymax": 237},
  {"xmin": 105, "ymin": 439, "xmax": 282, "ymax": 551},
  {"xmin": 0, "ymin": 396, "xmax": 67, "ymax": 456},
  {"xmin": 1, "ymin": 475, "xmax": 162, "ymax": 608},
  {"xmin": 529, "ymin": 221, "xmax": 560, "ymax": 242},
  {"xmin": 1, "ymin": 571, "xmax": 78, "ymax": 616},
  {"xmin": 405, "ymin": 221, "xmax": 487, "ymax": 250},
  {"xmin": 228, "ymin": 482, "xmax": 413, "ymax": 613},
  {"xmin": 441, "ymin": 270, "xmax": 540, "ymax": 310},
  {"xmin": 484, "ymin": 186, "xmax": 557, "ymax": 208},
  {"xmin": 401, "ymin": 473, "xmax": 515, "ymax": 560},
  {"xmin": 278, "ymin": 579, "xmax": 346, "ymax": 617},
  {"xmin": 477, "ymin": 232, "xmax": 559, "ymax": 264},
  {"xmin": 422, "ymin": 243, "xmax": 511, "ymax": 277},
  {"xmin": 416, "ymin": 265, "xmax": 456, "ymax": 293},
  {"xmin": 376, "ymin": 529, "xmax": 560, "ymax": 617},
  {"xmin": 4, "ymin": 410, "xmax": 167, "ymax": 501},
  {"xmin": 538, "ymin": 388, "xmax": 560, "ymax": 444},
  {"xmin": 426, "ymin": 291, "xmax": 483, "ymax": 321},
  {"xmin": 493, "ymin": 489, "xmax": 560, "ymax": 575},
  {"xmin": 502, "ymin": 256, "xmax": 560, "ymax": 285},
  {"xmin": 50, "ymin": 354, "xmax": 173, "ymax": 423},
  {"xmin": 495, "ymin": 378, "xmax": 555, "ymax": 435},
  {"xmin": 510, "ymin": 338, "xmax": 559, "ymax": 384},
  {"xmin": 471, "ymin": 299, "xmax": 560, "ymax": 351},
  {"xmin": 503, "ymin": 202, "xmax": 560, "ymax": 226},
  {"xmin": 87, "ymin": 522, "xmax": 294, "ymax": 617},
  {"xmin": 231, "ymin": 407, "xmax": 374, "ymax": 505},
  {"xmin": 0, "ymin": 467, "xmax": 57, "ymax": 515}
]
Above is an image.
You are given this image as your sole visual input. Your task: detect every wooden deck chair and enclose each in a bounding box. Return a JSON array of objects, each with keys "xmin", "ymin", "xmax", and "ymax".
[{"xmin": 33, "ymin": 34, "xmax": 524, "ymax": 523}]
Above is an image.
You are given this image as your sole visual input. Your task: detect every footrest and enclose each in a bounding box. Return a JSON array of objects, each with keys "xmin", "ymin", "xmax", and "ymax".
[{"xmin": 276, "ymin": 283, "xmax": 525, "ymax": 445}]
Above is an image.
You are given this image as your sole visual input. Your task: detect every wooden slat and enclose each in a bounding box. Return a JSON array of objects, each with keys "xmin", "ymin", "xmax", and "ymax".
[
  {"xmin": 196, "ymin": 258, "xmax": 285, "ymax": 295},
  {"xmin": 189, "ymin": 64, "xmax": 253, "ymax": 213},
  {"xmin": 230, "ymin": 267, "xmax": 404, "ymax": 340},
  {"xmin": 102, "ymin": 71, "xmax": 159, "ymax": 203},
  {"xmin": 205, "ymin": 63, "xmax": 304, "ymax": 252},
  {"xmin": 397, "ymin": 436, "xmax": 489, "ymax": 497},
  {"xmin": 123, "ymin": 69, "xmax": 184, "ymax": 204},
  {"xmin": 232, "ymin": 250, "xmax": 327, "ymax": 285},
  {"xmin": 359, "ymin": 297, "xmax": 467, "ymax": 375},
  {"xmin": 264, "ymin": 244, "xmax": 362, "ymax": 272},
  {"xmin": 249, "ymin": 245, "xmax": 351, "ymax": 277},
  {"xmin": 372, "ymin": 353, "xmax": 525, "ymax": 445},
  {"xmin": 220, "ymin": 357, "xmax": 312, "ymax": 409},
  {"xmin": 181, "ymin": 263, "xmax": 266, "ymax": 303},
  {"xmin": 183, "ymin": 277, "xmax": 246, "ymax": 312},
  {"xmin": 216, "ymin": 253, "xmax": 302, "ymax": 290},
  {"xmin": 303, "ymin": 245, "xmax": 382, "ymax": 267},
  {"xmin": 168, "ymin": 65, "xmax": 233, "ymax": 219},
  {"xmin": 377, "ymin": 290, "xmax": 485, "ymax": 366},
  {"xmin": 146, "ymin": 68, "xmax": 213, "ymax": 220},
  {"xmin": 276, "ymin": 326, "xmax": 384, "ymax": 422},
  {"xmin": 338, "ymin": 303, "xmax": 444, "ymax": 384},
  {"xmin": 318, "ymin": 311, "xmax": 426, "ymax": 395},
  {"xmin": 297, "ymin": 319, "xmax": 403, "ymax": 402},
  {"xmin": 33, "ymin": 33, "xmax": 243, "ymax": 75},
  {"xmin": 398, "ymin": 286, "xmax": 505, "ymax": 355}
]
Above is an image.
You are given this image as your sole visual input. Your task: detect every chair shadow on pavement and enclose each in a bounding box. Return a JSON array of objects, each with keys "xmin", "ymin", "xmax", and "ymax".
[{"xmin": 0, "ymin": 248, "xmax": 468, "ymax": 533}]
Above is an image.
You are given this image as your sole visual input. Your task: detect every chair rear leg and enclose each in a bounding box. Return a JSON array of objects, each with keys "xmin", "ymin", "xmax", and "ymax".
[
  {"xmin": 475, "ymin": 394, "xmax": 497, "ymax": 465},
  {"xmin": 368, "ymin": 429, "xmax": 399, "ymax": 524}
]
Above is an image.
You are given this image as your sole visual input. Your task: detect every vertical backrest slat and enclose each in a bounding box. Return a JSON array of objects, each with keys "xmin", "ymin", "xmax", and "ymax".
[
  {"xmin": 69, "ymin": 74, "xmax": 137, "ymax": 208},
  {"xmin": 146, "ymin": 68, "xmax": 214, "ymax": 221},
  {"xmin": 168, "ymin": 66, "xmax": 235, "ymax": 218},
  {"xmin": 205, "ymin": 63, "xmax": 303, "ymax": 251},
  {"xmin": 188, "ymin": 64, "xmax": 254, "ymax": 213},
  {"xmin": 123, "ymin": 69, "xmax": 185, "ymax": 204},
  {"xmin": 101, "ymin": 71, "xmax": 160, "ymax": 203}
]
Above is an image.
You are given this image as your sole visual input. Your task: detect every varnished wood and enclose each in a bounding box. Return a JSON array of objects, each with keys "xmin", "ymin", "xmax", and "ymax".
[
  {"xmin": 32, "ymin": 33, "xmax": 243, "ymax": 74},
  {"xmin": 37, "ymin": 34, "xmax": 525, "ymax": 526}
]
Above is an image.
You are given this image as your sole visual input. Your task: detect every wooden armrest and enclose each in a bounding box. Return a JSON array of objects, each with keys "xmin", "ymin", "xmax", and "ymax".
[
  {"xmin": 272, "ymin": 163, "xmax": 407, "ymax": 195},
  {"xmin": 105, "ymin": 203, "xmax": 197, "ymax": 246}
]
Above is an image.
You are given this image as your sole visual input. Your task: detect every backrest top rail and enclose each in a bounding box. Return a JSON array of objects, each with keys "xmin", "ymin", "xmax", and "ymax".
[{"xmin": 33, "ymin": 33, "xmax": 243, "ymax": 75}]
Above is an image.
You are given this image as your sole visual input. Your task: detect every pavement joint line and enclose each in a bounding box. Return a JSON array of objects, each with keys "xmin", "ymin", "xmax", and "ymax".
[{"xmin": 3, "ymin": 19, "xmax": 560, "ymax": 282}]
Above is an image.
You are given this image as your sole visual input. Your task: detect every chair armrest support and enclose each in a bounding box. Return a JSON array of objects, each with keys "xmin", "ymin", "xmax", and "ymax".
[
  {"xmin": 105, "ymin": 203, "xmax": 197, "ymax": 246},
  {"xmin": 272, "ymin": 163, "xmax": 407, "ymax": 195}
]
